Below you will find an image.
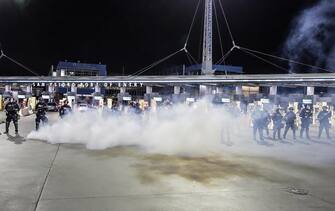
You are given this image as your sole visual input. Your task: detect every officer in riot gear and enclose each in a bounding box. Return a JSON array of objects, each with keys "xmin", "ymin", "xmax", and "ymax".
[
  {"xmin": 251, "ymin": 106, "xmax": 265, "ymax": 141},
  {"xmin": 35, "ymin": 98, "xmax": 48, "ymax": 130},
  {"xmin": 272, "ymin": 108, "xmax": 283, "ymax": 140},
  {"xmin": 299, "ymin": 105, "xmax": 313, "ymax": 139},
  {"xmin": 317, "ymin": 106, "xmax": 332, "ymax": 139},
  {"xmin": 283, "ymin": 107, "xmax": 297, "ymax": 140},
  {"xmin": 4, "ymin": 97, "xmax": 20, "ymax": 134},
  {"xmin": 59, "ymin": 100, "xmax": 72, "ymax": 118}
]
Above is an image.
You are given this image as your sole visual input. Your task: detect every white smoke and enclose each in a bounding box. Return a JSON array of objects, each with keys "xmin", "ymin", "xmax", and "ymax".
[
  {"xmin": 28, "ymin": 101, "xmax": 231, "ymax": 155},
  {"xmin": 27, "ymin": 101, "xmax": 335, "ymax": 166},
  {"xmin": 283, "ymin": 0, "xmax": 335, "ymax": 73}
]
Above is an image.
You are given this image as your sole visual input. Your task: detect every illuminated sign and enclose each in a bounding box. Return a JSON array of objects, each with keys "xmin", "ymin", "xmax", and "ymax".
[
  {"xmin": 94, "ymin": 96, "xmax": 102, "ymax": 100},
  {"xmin": 221, "ymin": 98, "xmax": 231, "ymax": 103},
  {"xmin": 303, "ymin": 99, "xmax": 313, "ymax": 104},
  {"xmin": 186, "ymin": 98, "xmax": 195, "ymax": 102},
  {"xmin": 123, "ymin": 97, "xmax": 131, "ymax": 101},
  {"xmin": 18, "ymin": 95, "xmax": 26, "ymax": 99},
  {"xmin": 42, "ymin": 95, "xmax": 50, "ymax": 99},
  {"xmin": 33, "ymin": 82, "xmax": 144, "ymax": 88},
  {"xmin": 261, "ymin": 98, "xmax": 270, "ymax": 104},
  {"xmin": 153, "ymin": 97, "xmax": 162, "ymax": 102}
]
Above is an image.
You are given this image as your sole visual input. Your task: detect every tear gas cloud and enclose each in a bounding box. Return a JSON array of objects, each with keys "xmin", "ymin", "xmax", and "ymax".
[
  {"xmin": 28, "ymin": 101, "xmax": 230, "ymax": 156},
  {"xmin": 283, "ymin": 0, "xmax": 335, "ymax": 73},
  {"xmin": 28, "ymin": 100, "xmax": 335, "ymax": 166}
]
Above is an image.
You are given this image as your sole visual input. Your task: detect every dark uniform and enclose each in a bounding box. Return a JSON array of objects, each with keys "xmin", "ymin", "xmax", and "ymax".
[
  {"xmin": 317, "ymin": 107, "xmax": 331, "ymax": 139},
  {"xmin": 59, "ymin": 102, "xmax": 72, "ymax": 118},
  {"xmin": 272, "ymin": 109, "xmax": 283, "ymax": 140},
  {"xmin": 4, "ymin": 100, "xmax": 20, "ymax": 134},
  {"xmin": 299, "ymin": 107, "xmax": 312, "ymax": 139},
  {"xmin": 35, "ymin": 101, "xmax": 48, "ymax": 130},
  {"xmin": 252, "ymin": 108, "xmax": 266, "ymax": 141},
  {"xmin": 283, "ymin": 108, "xmax": 297, "ymax": 139}
]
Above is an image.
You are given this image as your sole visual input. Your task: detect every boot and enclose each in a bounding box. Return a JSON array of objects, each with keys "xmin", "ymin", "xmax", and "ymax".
[
  {"xmin": 14, "ymin": 122, "xmax": 18, "ymax": 135},
  {"xmin": 4, "ymin": 122, "xmax": 9, "ymax": 134}
]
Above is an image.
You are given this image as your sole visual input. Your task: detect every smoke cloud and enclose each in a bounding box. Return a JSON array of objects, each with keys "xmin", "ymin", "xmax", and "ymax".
[
  {"xmin": 27, "ymin": 101, "xmax": 335, "ymax": 166},
  {"xmin": 283, "ymin": 0, "xmax": 335, "ymax": 73}
]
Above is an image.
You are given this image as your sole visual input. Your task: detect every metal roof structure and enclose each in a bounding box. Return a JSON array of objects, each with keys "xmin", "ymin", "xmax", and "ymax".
[
  {"xmin": 0, "ymin": 73, "xmax": 334, "ymax": 86},
  {"xmin": 186, "ymin": 64, "xmax": 243, "ymax": 74},
  {"xmin": 56, "ymin": 61, "xmax": 107, "ymax": 76}
]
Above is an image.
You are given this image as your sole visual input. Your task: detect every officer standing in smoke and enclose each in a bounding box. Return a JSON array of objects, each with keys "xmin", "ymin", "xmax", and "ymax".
[
  {"xmin": 317, "ymin": 106, "xmax": 332, "ymax": 139},
  {"xmin": 251, "ymin": 106, "xmax": 265, "ymax": 141},
  {"xmin": 299, "ymin": 105, "xmax": 312, "ymax": 139},
  {"xmin": 35, "ymin": 98, "xmax": 48, "ymax": 130},
  {"xmin": 272, "ymin": 108, "xmax": 283, "ymax": 140},
  {"xmin": 283, "ymin": 107, "xmax": 297, "ymax": 140},
  {"xmin": 59, "ymin": 100, "xmax": 72, "ymax": 118},
  {"xmin": 4, "ymin": 97, "xmax": 20, "ymax": 135}
]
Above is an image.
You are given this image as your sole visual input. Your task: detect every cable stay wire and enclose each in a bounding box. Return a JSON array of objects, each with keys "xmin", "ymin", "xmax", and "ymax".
[
  {"xmin": 238, "ymin": 46, "xmax": 334, "ymax": 73},
  {"xmin": 0, "ymin": 48, "xmax": 40, "ymax": 76},
  {"xmin": 185, "ymin": 53, "xmax": 194, "ymax": 66},
  {"xmin": 184, "ymin": 0, "xmax": 202, "ymax": 49},
  {"xmin": 130, "ymin": 0, "xmax": 203, "ymax": 78},
  {"xmin": 238, "ymin": 48, "xmax": 290, "ymax": 73},
  {"xmin": 213, "ymin": 0, "xmax": 225, "ymax": 62},
  {"xmin": 129, "ymin": 48, "xmax": 184, "ymax": 78},
  {"xmin": 217, "ymin": 0, "xmax": 235, "ymax": 46},
  {"xmin": 213, "ymin": 0, "xmax": 229, "ymax": 76},
  {"xmin": 216, "ymin": 46, "xmax": 235, "ymax": 64},
  {"xmin": 130, "ymin": 49, "xmax": 183, "ymax": 77},
  {"xmin": 213, "ymin": 0, "xmax": 238, "ymax": 75},
  {"xmin": 215, "ymin": 0, "xmax": 288, "ymax": 73},
  {"xmin": 197, "ymin": 6, "xmax": 205, "ymax": 62},
  {"xmin": 184, "ymin": 48, "xmax": 200, "ymax": 65},
  {"xmin": 3, "ymin": 55, "xmax": 40, "ymax": 76}
]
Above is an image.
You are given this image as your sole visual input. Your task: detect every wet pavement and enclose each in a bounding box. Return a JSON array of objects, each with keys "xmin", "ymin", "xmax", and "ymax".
[{"xmin": 0, "ymin": 112, "xmax": 335, "ymax": 211}]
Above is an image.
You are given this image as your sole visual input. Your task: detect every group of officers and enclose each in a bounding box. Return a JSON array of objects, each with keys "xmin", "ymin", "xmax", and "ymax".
[
  {"xmin": 252, "ymin": 105, "xmax": 332, "ymax": 141},
  {"xmin": 3, "ymin": 96, "xmax": 334, "ymax": 141},
  {"xmin": 3, "ymin": 97, "xmax": 72, "ymax": 135}
]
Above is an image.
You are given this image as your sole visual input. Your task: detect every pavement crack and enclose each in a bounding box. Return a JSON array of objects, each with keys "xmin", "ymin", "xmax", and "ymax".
[{"xmin": 33, "ymin": 143, "xmax": 61, "ymax": 211}]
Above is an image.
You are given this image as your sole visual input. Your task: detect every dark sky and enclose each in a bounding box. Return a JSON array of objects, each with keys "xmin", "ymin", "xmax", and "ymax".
[{"xmin": 0, "ymin": 0, "xmax": 319, "ymax": 76}]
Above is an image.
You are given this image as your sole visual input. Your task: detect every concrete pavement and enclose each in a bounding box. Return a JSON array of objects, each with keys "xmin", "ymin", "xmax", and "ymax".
[{"xmin": 0, "ymin": 112, "xmax": 335, "ymax": 211}]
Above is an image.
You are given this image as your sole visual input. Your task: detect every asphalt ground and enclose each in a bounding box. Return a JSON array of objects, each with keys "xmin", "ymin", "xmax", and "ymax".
[{"xmin": 0, "ymin": 112, "xmax": 335, "ymax": 211}]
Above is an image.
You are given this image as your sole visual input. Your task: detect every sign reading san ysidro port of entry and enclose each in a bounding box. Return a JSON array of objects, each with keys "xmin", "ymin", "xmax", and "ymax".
[
  {"xmin": 1, "ymin": 74, "xmax": 335, "ymax": 87},
  {"xmin": 33, "ymin": 82, "xmax": 145, "ymax": 88}
]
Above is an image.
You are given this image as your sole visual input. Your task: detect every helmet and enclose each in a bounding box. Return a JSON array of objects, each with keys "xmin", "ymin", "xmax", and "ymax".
[{"xmin": 9, "ymin": 97, "xmax": 16, "ymax": 103}]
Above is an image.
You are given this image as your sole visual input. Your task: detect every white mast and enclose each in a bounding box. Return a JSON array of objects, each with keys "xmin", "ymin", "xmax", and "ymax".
[{"xmin": 202, "ymin": 0, "xmax": 214, "ymax": 75}]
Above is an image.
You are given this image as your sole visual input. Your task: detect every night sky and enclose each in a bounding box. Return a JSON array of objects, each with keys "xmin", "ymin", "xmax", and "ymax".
[{"xmin": 0, "ymin": 0, "xmax": 319, "ymax": 76}]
